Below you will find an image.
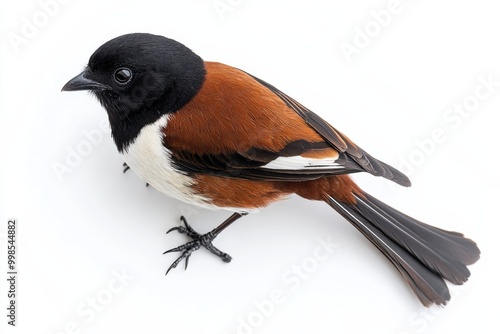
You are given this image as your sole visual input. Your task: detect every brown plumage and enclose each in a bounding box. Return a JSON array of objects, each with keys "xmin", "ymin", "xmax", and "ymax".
[
  {"xmin": 164, "ymin": 62, "xmax": 325, "ymax": 155},
  {"xmin": 192, "ymin": 175, "xmax": 286, "ymax": 209}
]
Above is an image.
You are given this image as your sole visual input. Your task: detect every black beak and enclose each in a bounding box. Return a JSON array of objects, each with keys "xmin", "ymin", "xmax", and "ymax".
[{"xmin": 61, "ymin": 70, "xmax": 111, "ymax": 92}]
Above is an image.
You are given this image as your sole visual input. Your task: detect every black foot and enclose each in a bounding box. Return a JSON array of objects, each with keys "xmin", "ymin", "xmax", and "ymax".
[
  {"xmin": 122, "ymin": 162, "xmax": 149, "ymax": 187},
  {"xmin": 163, "ymin": 216, "xmax": 232, "ymax": 275}
]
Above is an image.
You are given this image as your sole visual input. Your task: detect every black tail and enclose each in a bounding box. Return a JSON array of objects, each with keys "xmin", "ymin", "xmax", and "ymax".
[{"xmin": 325, "ymin": 192, "xmax": 480, "ymax": 306}]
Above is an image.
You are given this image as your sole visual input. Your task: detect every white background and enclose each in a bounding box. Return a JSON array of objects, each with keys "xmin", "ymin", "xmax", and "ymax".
[{"xmin": 1, "ymin": 0, "xmax": 498, "ymax": 333}]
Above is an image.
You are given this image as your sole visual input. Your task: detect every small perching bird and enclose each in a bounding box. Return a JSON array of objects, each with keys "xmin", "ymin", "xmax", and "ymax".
[{"xmin": 62, "ymin": 33, "xmax": 480, "ymax": 306}]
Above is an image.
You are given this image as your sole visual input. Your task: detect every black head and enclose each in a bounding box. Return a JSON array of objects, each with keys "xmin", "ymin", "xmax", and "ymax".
[{"xmin": 62, "ymin": 33, "xmax": 206, "ymax": 152}]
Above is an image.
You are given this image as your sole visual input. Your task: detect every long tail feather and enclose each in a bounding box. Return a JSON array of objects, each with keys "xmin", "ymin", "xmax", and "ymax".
[{"xmin": 324, "ymin": 192, "xmax": 480, "ymax": 306}]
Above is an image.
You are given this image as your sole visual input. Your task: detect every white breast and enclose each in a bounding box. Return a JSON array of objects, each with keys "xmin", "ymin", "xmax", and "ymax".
[{"xmin": 120, "ymin": 115, "xmax": 213, "ymax": 209}]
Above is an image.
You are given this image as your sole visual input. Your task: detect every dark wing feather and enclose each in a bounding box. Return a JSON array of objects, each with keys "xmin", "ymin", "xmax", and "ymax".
[
  {"xmin": 170, "ymin": 139, "xmax": 363, "ymax": 181},
  {"xmin": 245, "ymin": 72, "xmax": 411, "ymax": 187}
]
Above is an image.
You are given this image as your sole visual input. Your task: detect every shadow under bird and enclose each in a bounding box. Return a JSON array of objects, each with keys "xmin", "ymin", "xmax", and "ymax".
[{"xmin": 62, "ymin": 33, "xmax": 480, "ymax": 306}]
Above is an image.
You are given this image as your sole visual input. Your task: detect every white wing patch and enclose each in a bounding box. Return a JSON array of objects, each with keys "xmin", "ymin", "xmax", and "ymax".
[{"xmin": 262, "ymin": 155, "xmax": 344, "ymax": 170}]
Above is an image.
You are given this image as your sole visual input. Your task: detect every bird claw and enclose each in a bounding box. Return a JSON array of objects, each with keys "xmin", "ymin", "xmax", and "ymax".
[
  {"xmin": 166, "ymin": 216, "xmax": 200, "ymax": 238},
  {"xmin": 164, "ymin": 216, "xmax": 232, "ymax": 275},
  {"xmin": 123, "ymin": 162, "xmax": 130, "ymax": 173},
  {"xmin": 164, "ymin": 243, "xmax": 197, "ymax": 275}
]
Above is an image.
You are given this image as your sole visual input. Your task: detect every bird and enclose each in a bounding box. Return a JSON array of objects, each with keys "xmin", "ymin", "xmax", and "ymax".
[{"xmin": 62, "ymin": 33, "xmax": 480, "ymax": 306}]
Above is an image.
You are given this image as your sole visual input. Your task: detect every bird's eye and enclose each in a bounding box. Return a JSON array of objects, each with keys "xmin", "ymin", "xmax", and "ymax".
[{"xmin": 114, "ymin": 68, "xmax": 133, "ymax": 85}]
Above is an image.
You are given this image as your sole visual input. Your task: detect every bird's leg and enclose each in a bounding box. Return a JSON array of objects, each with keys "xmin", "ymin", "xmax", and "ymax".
[{"xmin": 164, "ymin": 212, "xmax": 248, "ymax": 275}]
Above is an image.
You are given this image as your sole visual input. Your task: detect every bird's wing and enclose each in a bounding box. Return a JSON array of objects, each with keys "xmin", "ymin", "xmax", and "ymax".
[
  {"xmin": 162, "ymin": 62, "xmax": 410, "ymax": 186},
  {"xmin": 168, "ymin": 140, "xmax": 363, "ymax": 181}
]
